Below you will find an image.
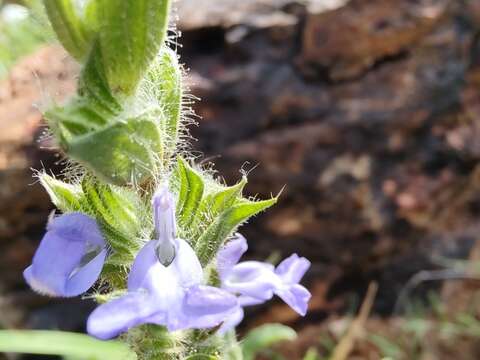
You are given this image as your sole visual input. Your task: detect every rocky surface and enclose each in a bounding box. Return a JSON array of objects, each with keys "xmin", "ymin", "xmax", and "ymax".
[{"xmin": 1, "ymin": 0, "xmax": 480, "ymax": 340}]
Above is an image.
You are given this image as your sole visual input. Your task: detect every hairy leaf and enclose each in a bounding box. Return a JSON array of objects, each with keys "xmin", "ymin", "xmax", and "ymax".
[
  {"xmin": 97, "ymin": 0, "xmax": 171, "ymax": 95},
  {"xmin": 46, "ymin": 46, "xmax": 165, "ymax": 185},
  {"xmin": 39, "ymin": 174, "xmax": 84, "ymax": 212},
  {"xmin": 175, "ymin": 157, "xmax": 205, "ymax": 230},
  {"xmin": 44, "ymin": 1, "xmax": 175, "ymax": 185},
  {"xmin": 142, "ymin": 48, "xmax": 183, "ymax": 152},
  {"xmin": 43, "ymin": 0, "xmax": 93, "ymax": 60},
  {"xmin": 192, "ymin": 177, "xmax": 247, "ymax": 238},
  {"xmin": 81, "ymin": 177, "xmax": 142, "ymax": 256},
  {"xmin": 68, "ymin": 117, "xmax": 163, "ymax": 185},
  {"xmin": 77, "ymin": 42, "xmax": 122, "ymax": 117},
  {"xmin": 196, "ymin": 197, "xmax": 277, "ymax": 266}
]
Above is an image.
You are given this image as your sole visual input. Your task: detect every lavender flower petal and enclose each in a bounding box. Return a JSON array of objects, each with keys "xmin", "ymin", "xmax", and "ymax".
[
  {"xmin": 217, "ymin": 233, "xmax": 248, "ymax": 278},
  {"xmin": 273, "ymin": 254, "xmax": 311, "ymax": 315},
  {"xmin": 24, "ymin": 213, "xmax": 106, "ymax": 297},
  {"xmin": 217, "ymin": 296, "xmax": 263, "ymax": 335},
  {"xmin": 89, "ymin": 237, "xmax": 237, "ymax": 337},
  {"xmin": 217, "ymin": 307, "xmax": 244, "ymax": 335},
  {"xmin": 89, "ymin": 240, "xmax": 189, "ymax": 338},
  {"xmin": 65, "ymin": 248, "xmax": 108, "ymax": 296},
  {"xmin": 152, "ymin": 186, "xmax": 176, "ymax": 240},
  {"xmin": 276, "ymin": 284, "xmax": 311, "ymax": 316},
  {"xmin": 221, "ymin": 261, "xmax": 278, "ymax": 300},
  {"xmin": 275, "ymin": 254, "xmax": 311, "ymax": 284},
  {"xmin": 181, "ymin": 285, "xmax": 238, "ymax": 329},
  {"xmin": 219, "ymin": 234, "xmax": 312, "ymax": 329},
  {"xmin": 87, "ymin": 292, "xmax": 156, "ymax": 340},
  {"xmin": 142, "ymin": 239, "xmax": 236, "ymax": 331},
  {"xmin": 184, "ymin": 285, "xmax": 238, "ymax": 317},
  {"xmin": 129, "ymin": 239, "xmax": 201, "ymax": 312}
]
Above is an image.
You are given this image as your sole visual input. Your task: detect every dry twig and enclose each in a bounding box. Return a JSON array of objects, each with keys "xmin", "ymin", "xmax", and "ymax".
[{"xmin": 330, "ymin": 282, "xmax": 378, "ymax": 360}]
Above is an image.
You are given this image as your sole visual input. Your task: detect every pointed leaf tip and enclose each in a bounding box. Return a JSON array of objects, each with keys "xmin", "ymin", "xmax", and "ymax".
[
  {"xmin": 196, "ymin": 196, "xmax": 277, "ymax": 266},
  {"xmin": 175, "ymin": 157, "xmax": 205, "ymax": 229},
  {"xmin": 39, "ymin": 174, "xmax": 84, "ymax": 212}
]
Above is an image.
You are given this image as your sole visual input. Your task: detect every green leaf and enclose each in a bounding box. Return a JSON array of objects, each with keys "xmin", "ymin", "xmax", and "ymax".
[
  {"xmin": 185, "ymin": 356, "xmax": 219, "ymax": 360},
  {"xmin": 100, "ymin": 221, "xmax": 137, "ymax": 260},
  {"xmin": 242, "ymin": 324, "xmax": 297, "ymax": 360},
  {"xmin": 47, "ymin": 42, "xmax": 120, "ymax": 145},
  {"xmin": 303, "ymin": 348, "xmax": 320, "ymax": 360},
  {"xmin": 82, "ymin": 178, "xmax": 141, "ymax": 236},
  {"xmin": 97, "ymin": 0, "xmax": 172, "ymax": 95},
  {"xmin": 83, "ymin": 0, "xmax": 100, "ymax": 34},
  {"xmin": 196, "ymin": 196, "xmax": 277, "ymax": 266},
  {"xmin": 367, "ymin": 334, "xmax": 403, "ymax": 359},
  {"xmin": 142, "ymin": 47, "xmax": 183, "ymax": 152},
  {"xmin": 43, "ymin": 0, "xmax": 93, "ymax": 60},
  {"xmin": 46, "ymin": 99, "xmax": 109, "ymax": 144},
  {"xmin": 68, "ymin": 116, "xmax": 163, "ymax": 185},
  {"xmin": 77, "ymin": 42, "xmax": 122, "ymax": 117},
  {"xmin": 202, "ymin": 178, "xmax": 247, "ymax": 221},
  {"xmin": 46, "ymin": 40, "xmax": 168, "ymax": 185},
  {"xmin": 81, "ymin": 177, "xmax": 142, "ymax": 258},
  {"xmin": 0, "ymin": 330, "xmax": 136, "ymax": 359},
  {"xmin": 192, "ymin": 177, "xmax": 247, "ymax": 237},
  {"xmin": 39, "ymin": 174, "xmax": 84, "ymax": 212},
  {"xmin": 43, "ymin": 2, "xmax": 177, "ymax": 185},
  {"xmin": 175, "ymin": 157, "xmax": 204, "ymax": 230},
  {"xmin": 100, "ymin": 261, "xmax": 129, "ymax": 289}
]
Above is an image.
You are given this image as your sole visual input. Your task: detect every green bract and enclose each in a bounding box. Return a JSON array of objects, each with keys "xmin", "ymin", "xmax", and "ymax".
[{"xmin": 172, "ymin": 157, "xmax": 277, "ymax": 266}]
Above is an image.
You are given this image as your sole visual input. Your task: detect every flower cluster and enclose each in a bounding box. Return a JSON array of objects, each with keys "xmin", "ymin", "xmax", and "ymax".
[
  {"xmin": 24, "ymin": 186, "xmax": 311, "ymax": 339},
  {"xmin": 21, "ymin": 1, "xmax": 312, "ymax": 358}
]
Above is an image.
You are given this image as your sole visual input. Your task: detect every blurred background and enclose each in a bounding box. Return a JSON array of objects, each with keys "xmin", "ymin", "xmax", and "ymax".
[{"xmin": 2, "ymin": 0, "xmax": 480, "ymax": 359}]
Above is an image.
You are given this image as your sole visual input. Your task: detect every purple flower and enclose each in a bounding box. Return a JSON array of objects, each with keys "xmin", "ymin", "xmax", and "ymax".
[
  {"xmin": 217, "ymin": 234, "xmax": 311, "ymax": 333},
  {"xmin": 218, "ymin": 295, "xmax": 263, "ymax": 334},
  {"xmin": 24, "ymin": 212, "xmax": 107, "ymax": 297},
  {"xmin": 87, "ymin": 186, "xmax": 238, "ymax": 339}
]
